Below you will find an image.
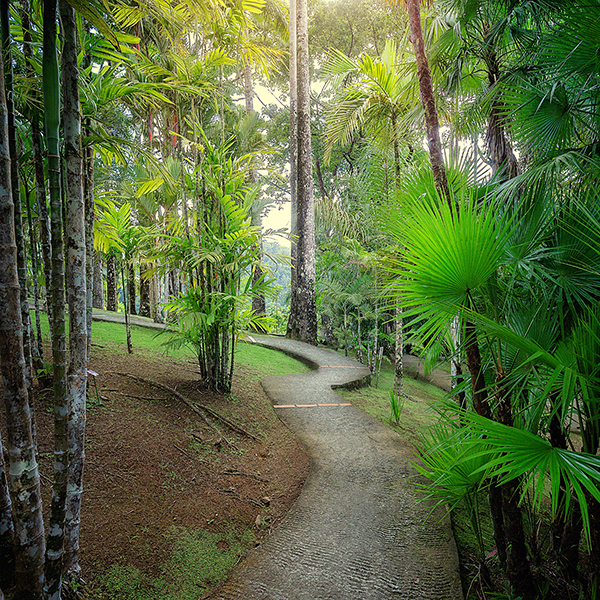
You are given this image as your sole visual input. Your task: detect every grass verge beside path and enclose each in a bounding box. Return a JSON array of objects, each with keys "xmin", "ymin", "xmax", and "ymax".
[
  {"xmin": 336, "ymin": 357, "xmax": 447, "ymax": 447},
  {"xmin": 33, "ymin": 310, "xmax": 309, "ymax": 375}
]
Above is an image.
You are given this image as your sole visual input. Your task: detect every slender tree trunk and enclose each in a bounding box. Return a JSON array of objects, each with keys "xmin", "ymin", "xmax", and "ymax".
[
  {"xmin": 0, "ymin": 25, "xmax": 46, "ymax": 596},
  {"xmin": 139, "ymin": 264, "xmax": 150, "ymax": 317},
  {"xmin": 106, "ymin": 254, "xmax": 117, "ymax": 311},
  {"xmin": 43, "ymin": 0, "xmax": 69, "ymax": 595},
  {"xmin": 286, "ymin": 0, "xmax": 298, "ymax": 338},
  {"xmin": 450, "ymin": 314, "xmax": 466, "ymax": 408},
  {"xmin": 287, "ymin": 0, "xmax": 317, "ymax": 344},
  {"xmin": 128, "ymin": 263, "xmax": 137, "ymax": 316},
  {"xmin": 24, "ymin": 178, "xmax": 44, "ymax": 370},
  {"xmin": 22, "ymin": 0, "xmax": 52, "ymax": 337},
  {"xmin": 2, "ymin": 0, "xmax": 33, "ymax": 395},
  {"xmin": 92, "ymin": 250, "xmax": 104, "ymax": 309},
  {"xmin": 463, "ymin": 319, "xmax": 507, "ymax": 569},
  {"xmin": 121, "ymin": 264, "xmax": 132, "ymax": 354},
  {"xmin": 405, "ymin": 0, "xmax": 450, "ymax": 202},
  {"xmin": 392, "ymin": 306, "xmax": 404, "ymax": 397},
  {"xmin": 548, "ymin": 408, "xmax": 581, "ymax": 580},
  {"xmin": 314, "ymin": 155, "xmax": 327, "ymax": 199},
  {"xmin": 60, "ymin": 0, "xmax": 88, "ymax": 582},
  {"xmin": 495, "ymin": 376, "xmax": 536, "ymax": 599},
  {"xmin": 0, "ymin": 435, "xmax": 15, "ymax": 591},
  {"xmin": 485, "ymin": 50, "xmax": 518, "ymax": 180},
  {"xmin": 84, "ymin": 138, "xmax": 94, "ymax": 361},
  {"xmin": 242, "ymin": 59, "xmax": 266, "ymax": 318}
]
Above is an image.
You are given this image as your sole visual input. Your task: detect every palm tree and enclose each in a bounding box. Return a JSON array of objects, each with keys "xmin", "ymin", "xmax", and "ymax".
[
  {"xmin": 153, "ymin": 137, "xmax": 275, "ymax": 392},
  {"xmin": 1, "ymin": 0, "xmax": 33, "ymax": 391},
  {"xmin": 95, "ymin": 199, "xmax": 141, "ymax": 353},
  {"xmin": 385, "ymin": 180, "xmax": 543, "ymax": 596},
  {"xmin": 324, "ymin": 39, "xmax": 415, "ymax": 184},
  {"xmin": 60, "ymin": 0, "xmax": 89, "ymax": 581},
  {"xmin": 0, "ymin": 8, "xmax": 45, "ymax": 596}
]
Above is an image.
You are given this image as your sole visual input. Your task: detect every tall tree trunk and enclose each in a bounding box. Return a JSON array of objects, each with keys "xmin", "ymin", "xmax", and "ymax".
[
  {"xmin": 287, "ymin": 0, "xmax": 317, "ymax": 344},
  {"xmin": 0, "ymin": 23, "xmax": 46, "ymax": 596},
  {"xmin": 122, "ymin": 263, "xmax": 133, "ymax": 354},
  {"xmin": 405, "ymin": 0, "xmax": 450, "ymax": 202},
  {"xmin": 464, "ymin": 319, "xmax": 507, "ymax": 569},
  {"xmin": 84, "ymin": 138, "xmax": 94, "ymax": 361},
  {"xmin": 92, "ymin": 250, "xmax": 104, "ymax": 309},
  {"xmin": 21, "ymin": 0, "xmax": 52, "ymax": 328},
  {"xmin": 106, "ymin": 254, "xmax": 117, "ymax": 311},
  {"xmin": 2, "ymin": 0, "xmax": 33, "ymax": 395},
  {"xmin": 43, "ymin": 0, "xmax": 69, "ymax": 595},
  {"xmin": 392, "ymin": 306, "xmax": 404, "ymax": 397},
  {"xmin": 0, "ymin": 435, "xmax": 15, "ymax": 591},
  {"xmin": 286, "ymin": 0, "xmax": 298, "ymax": 338},
  {"xmin": 495, "ymin": 376, "xmax": 536, "ymax": 599},
  {"xmin": 60, "ymin": 0, "xmax": 88, "ymax": 582}
]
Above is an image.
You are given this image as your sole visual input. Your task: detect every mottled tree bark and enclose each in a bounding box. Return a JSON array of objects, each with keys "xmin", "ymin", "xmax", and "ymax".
[
  {"xmin": 2, "ymin": 0, "xmax": 33, "ymax": 395},
  {"xmin": 21, "ymin": 0, "xmax": 52, "ymax": 327},
  {"xmin": 60, "ymin": 0, "xmax": 88, "ymax": 583},
  {"xmin": 41, "ymin": 0, "xmax": 68, "ymax": 596},
  {"xmin": 84, "ymin": 138, "xmax": 94, "ymax": 361},
  {"xmin": 24, "ymin": 177, "xmax": 44, "ymax": 369},
  {"xmin": 0, "ymin": 435, "xmax": 15, "ymax": 590},
  {"xmin": 106, "ymin": 254, "xmax": 117, "ymax": 311},
  {"xmin": 287, "ymin": 0, "xmax": 317, "ymax": 345},
  {"xmin": 0, "ymin": 22, "xmax": 46, "ymax": 596},
  {"xmin": 43, "ymin": 0, "xmax": 69, "ymax": 594}
]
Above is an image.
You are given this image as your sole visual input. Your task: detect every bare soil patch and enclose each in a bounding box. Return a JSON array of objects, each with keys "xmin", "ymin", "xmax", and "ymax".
[{"xmin": 4, "ymin": 344, "xmax": 309, "ymax": 592}]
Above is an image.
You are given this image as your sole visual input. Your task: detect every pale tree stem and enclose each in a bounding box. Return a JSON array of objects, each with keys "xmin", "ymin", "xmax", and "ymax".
[
  {"xmin": 288, "ymin": 0, "xmax": 317, "ymax": 344},
  {"xmin": 0, "ymin": 4, "xmax": 45, "ymax": 592},
  {"xmin": 60, "ymin": 0, "xmax": 88, "ymax": 582},
  {"xmin": 393, "ymin": 305, "xmax": 404, "ymax": 398}
]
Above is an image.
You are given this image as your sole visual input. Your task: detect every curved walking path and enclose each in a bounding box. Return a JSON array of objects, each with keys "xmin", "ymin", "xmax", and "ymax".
[{"xmin": 209, "ymin": 336, "xmax": 463, "ymax": 600}]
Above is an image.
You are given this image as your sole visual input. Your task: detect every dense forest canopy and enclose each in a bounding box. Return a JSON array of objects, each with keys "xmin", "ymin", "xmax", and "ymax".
[{"xmin": 1, "ymin": 0, "xmax": 600, "ymax": 598}]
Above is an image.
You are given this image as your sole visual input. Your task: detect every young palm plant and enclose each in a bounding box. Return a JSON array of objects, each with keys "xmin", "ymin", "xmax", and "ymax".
[{"xmin": 151, "ymin": 138, "xmax": 276, "ymax": 393}]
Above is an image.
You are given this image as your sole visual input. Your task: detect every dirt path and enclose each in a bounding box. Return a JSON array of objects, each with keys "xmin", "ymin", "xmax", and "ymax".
[{"xmin": 207, "ymin": 336, "xmax": 463, "ymax": 600}]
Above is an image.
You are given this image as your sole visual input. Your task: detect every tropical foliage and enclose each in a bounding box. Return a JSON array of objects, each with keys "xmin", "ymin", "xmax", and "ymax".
[{"xmin": 1, "ymin": 0, "xmax": 600, "ymax": 598}]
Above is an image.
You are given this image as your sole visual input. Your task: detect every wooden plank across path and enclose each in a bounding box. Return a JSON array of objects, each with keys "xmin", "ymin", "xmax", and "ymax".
[{"xmin": 208, "ymin": 336, "xmax": 463, "ymax": 600}]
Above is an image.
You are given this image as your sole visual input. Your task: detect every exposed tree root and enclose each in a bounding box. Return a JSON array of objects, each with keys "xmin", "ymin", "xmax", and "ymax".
[
  {"xmin": 115, "ymin": 372, "xmax": 259, "ymax": 443},
  {"xmin": 199, "ymin": 404, "xmax": 260, "ymax": 441}
]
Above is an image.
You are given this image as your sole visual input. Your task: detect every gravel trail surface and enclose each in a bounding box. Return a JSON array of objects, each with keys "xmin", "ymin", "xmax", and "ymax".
[{"xmin": 209, "ymin": 336, "xmax": 463, "ymax": 600}]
